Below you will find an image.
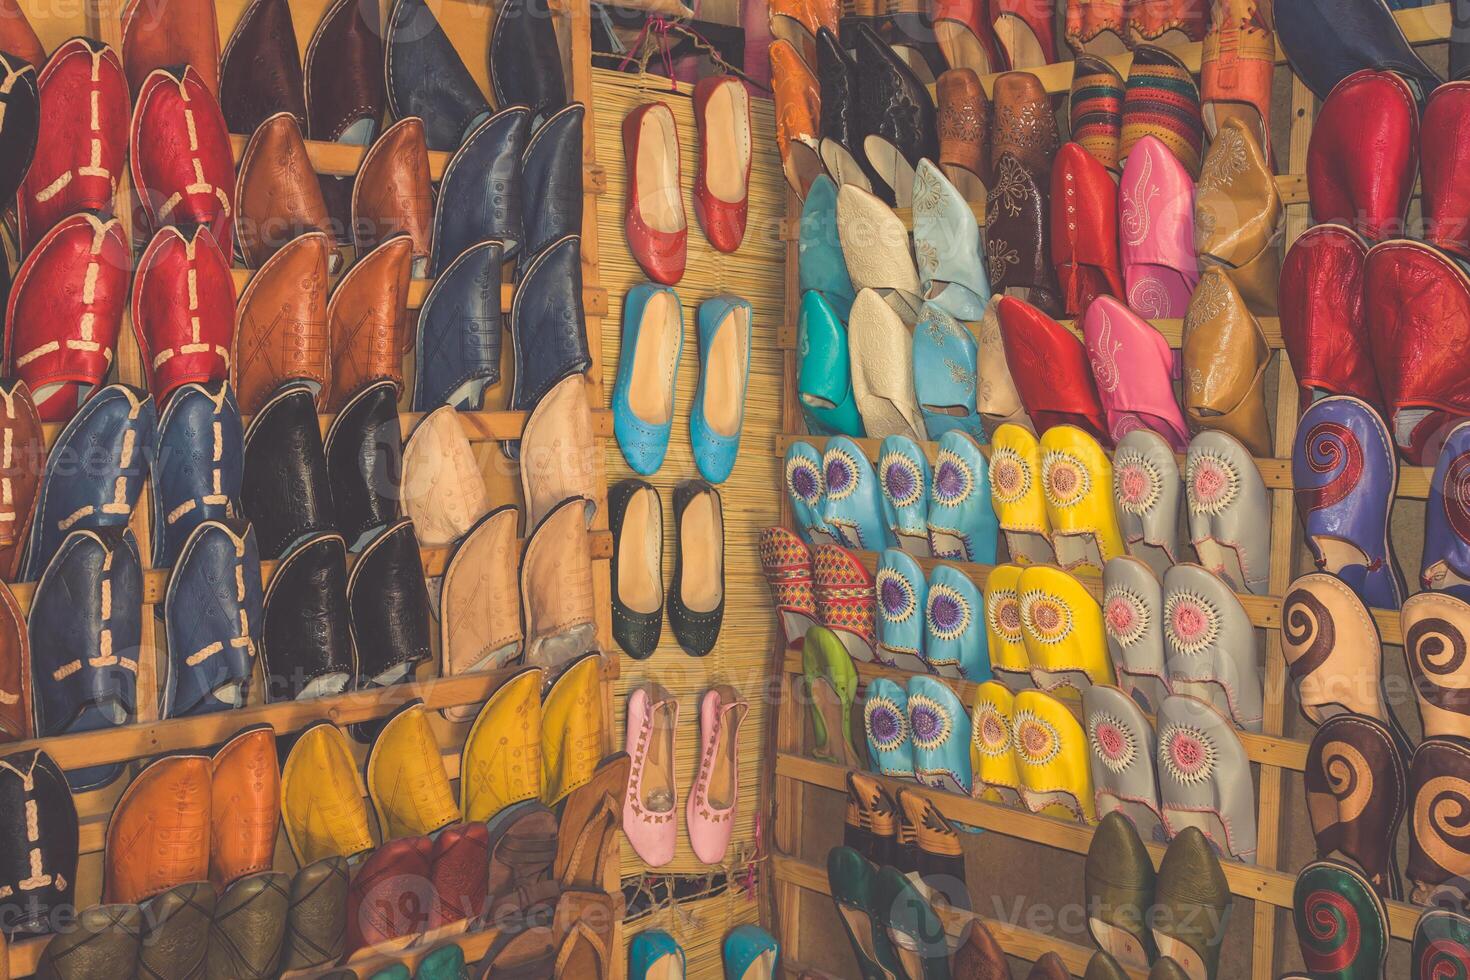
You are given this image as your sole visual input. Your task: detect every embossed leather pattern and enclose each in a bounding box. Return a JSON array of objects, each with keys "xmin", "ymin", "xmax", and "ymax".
[
  {"xmin": 490, "ymin": 0, "xmax": 567, "ymax": 124},
  {"xmin": 261, "ymin": 534, "xmax": 354, "ymax": 701},
  {"xmin": 344, "ymin": 835, "xmax": 433, "ymax": 956},
  {"xmin": 132, "ymin": 229, "xmax": 235, "ymax": 408},
  {"xmin": 400, "ymin": 406, "xmax": 490, "ymax": 548},
  {"xmin": 854, "ymin": 22, "xmax": 937, "ymax": 202},
  {"xmin": 352, "ymin": 117, "xmax": 433, "ymax": 268},
  {"xmin": 366, "ymin": 699, "xmax": 460, "ymax": 839},
  {"xmin": 6, "ymin": 214, "xmax": 131, "ymax": 423},
  {"xmin": 521, "ymin": 496, "xmax": 597, "ymax": 673},
  {"xmin": 280, "ymin": 723, "xmax": 372, "ymax": 865},
  {"xmin": 412, "ymin": 240, "xmax": 503, "ymax": 412},
  {"xmin": 235, "ymin": 112, "xmax": 337, "ymax": 271},
  {"xmin": 130, "ymin": 66, "xmax": 235, "ymax": 258},
  {"xmin": 522, "ymin": 102, "xmax": 585, "ymax": 266},
  {"xmin": 0, "ymin": 750, "xmax": 76, "ymax": 938},
  {"xmin": 992, "ymin": 71, "xmax": 1059, "ymax": 179},
  {"xmin": 325, "ymin": 236, "xmax": 412, "ymax": 409},
  {"xmin": 209, "ymin": 727, "xmax": 280, "ymax": 890},
  {"xmin": 136, "ymin": 880, "xmax": 214, "ymax": 980},
  {"xmin": 164, "ymin": 520, "xmax": 261, "ymax": 718},
  {"xmin": 204, "ymin": 871, "xmax": 290, "ymax": 980},
  {"xmin": 20, "ymin": 39, "xmax": 128, "ymax": 254},
  {"xmin": 104, "ymin": 754, "xmax": 211, "ymax": 905},
  {"xmin": 219, "ymin": 0, "xmax": 306, "ymax": 134},
  {"xmin": 242, "ymin": 383, "xmax": 336, "ymax": 559},
  {"xmin": 324, "ymin": 380, "xmax": 402, "ymax": 550},
  {"xmin": 22, "ymin": 385, "xmax": 155, "ymax": 581},
  {"xmin": 120, "ymin": 0, "xmax": 219, "ymax": 97},
  {"xmin": 230, "ymin": 231, "xmax": 331, "ymax": 416},
  {"xmin": 33, "ymin": 902, "xmax": 143, "ymax": 976},
  {"xmin": 432, "ymin": 105, "xmax": 529, "ymax": 273},
  {"xmin": 281, "ymin": 856, "xmax": 348, "ymax": 971},
  {"xmin": 986, "ymin": 153, "xmax": 1062, "ymax": 316},
  {"xmin": 441, "ymin": 507, "xmax": 522, "ymax": 711},
  {"xmin": 150, "ymin": 381, "xmax": 243, "ymax": 569},
  {"xmin": 510, "ymin": 234, "xmax": 591, "ymax": 413},
  {"xmin": 348, "ymin": 519, "xmax": 432, "ymax": 686},
  {"xmin": 460, "ymin": 666, "xmax": 542, "ymax": 815},
  {"xmin": 385, "ymin": 0, "xmax": 492, "ymax": 152},
  {"xmin": 428, "ymin": 821, "xmax": 490, "ymax": 929},
  {"xmin": 0, "ymin": 380, "xmax": 43, "ymax": 583}
]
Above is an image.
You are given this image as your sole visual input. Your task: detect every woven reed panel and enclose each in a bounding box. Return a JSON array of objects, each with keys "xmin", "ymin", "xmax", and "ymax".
[
  {"xmin": 625, "ymin": 885, "xmax": 765, "ymax": 978},
  {"xmin": 593, "ymin": 68, "xmax": 783, "ymax": 908}
]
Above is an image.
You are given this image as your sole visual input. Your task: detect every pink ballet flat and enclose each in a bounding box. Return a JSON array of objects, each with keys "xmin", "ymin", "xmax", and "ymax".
[
  {"xmin": 1083, "ymin": 295, "xmax": 1189, "ymax": 450},
  {"xmin": 686, "ymin": 686, "xmax": 749, "ymax": 865},
  {"xmin": 1120, "ymin": 136, "xmax": 1199, "ymax": 318}
]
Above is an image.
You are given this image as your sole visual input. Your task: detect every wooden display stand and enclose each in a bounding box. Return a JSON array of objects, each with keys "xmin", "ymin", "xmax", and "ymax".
[
  {"xmin": 0, "ymin": 0, "xmax": 626, "ymax": 976},
  {"xmin": 765, "ymin": 6, "xmax": 1454, "ymax": 978}
]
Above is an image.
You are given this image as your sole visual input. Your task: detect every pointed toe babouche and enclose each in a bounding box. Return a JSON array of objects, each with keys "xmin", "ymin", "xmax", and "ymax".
[
  {"xmin": 1083, "ymin": 295, "xmax": 1188, "ymax": 451},
  {"xmin": 1182, "ymin": 271, "xmax": 1272, "ymax": 459},
  {"xmin": 1194, "ymin": 117, "xmax": 1280, "ymax": 315},
  {"xmin": 1279, "ymin": 223, "xmax": 1380, "ymax": 411},
  {"xmin": 1120, "ymin": 135, "xmax": 1199, "ymax": 318},
  {"xmin": 996, "ymin": 297, "xmax": 1108, "ymax": 441},
  {"xmin": 1086, "ymin": 811, "xmax": 1157, "ymax": 969}
]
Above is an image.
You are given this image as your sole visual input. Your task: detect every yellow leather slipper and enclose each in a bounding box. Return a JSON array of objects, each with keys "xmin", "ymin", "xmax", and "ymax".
[
  {"xmin": 461, "ymin": 666, "xmax": 545, "ymax": 821},
  {"xmin": 1019, "ymin": 564, "xmax": 1116, "ymax": 695},
  {"xmin": 1039, "ymin": 424, "xmax": 1126, "ymax": 574}
]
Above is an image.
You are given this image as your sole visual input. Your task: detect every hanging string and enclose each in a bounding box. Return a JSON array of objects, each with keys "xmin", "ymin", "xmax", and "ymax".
[{"xmin": 603, "ymin": 13, "xmax": 767, "ymax": 92}]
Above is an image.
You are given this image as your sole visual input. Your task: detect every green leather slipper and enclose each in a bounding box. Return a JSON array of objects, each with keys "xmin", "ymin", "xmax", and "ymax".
[
  {"xmin": 1293, "ymin": 859, "xmax": 1388, "ymax": 980},
  {"xmin": 827, "ymin": 846, "xmax": 902, "ymax": 980},
  {"xmin": 874, "ymin": 863, "xmax": 951, "ymax": 980}
]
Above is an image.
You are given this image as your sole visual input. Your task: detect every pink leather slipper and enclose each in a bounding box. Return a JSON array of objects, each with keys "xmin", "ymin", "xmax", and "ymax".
[
  {"xmin": 1120, "ymin": 136, "xmax": 1199, "ymax": 318},
  {"xmin": 1083, "ymin": 295, "xmax": 1189, "ymax": 450}
]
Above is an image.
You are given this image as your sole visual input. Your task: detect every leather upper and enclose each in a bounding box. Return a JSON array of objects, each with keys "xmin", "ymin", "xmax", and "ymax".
[
  {"xmin": 0, "ymin": 52, "xmax": 36, "ymax": 209},
  {"xmin": 1194, "ymin": 116, "xmax": 1280, "ymax": 314},
  {"xmin": 996, "ymin": 296, "xmax": 1109, "ymax": 441},
  {"xmin": 510, "ymin": 234, "xmax": 591, "ymax": 413},
  {"xmin": 1120, "ymin": 135, "xmax": 1200, "ymax": 318},
  {"xmin": 521, "ymin": 373, "xmax": 599, "ymax": 528},
  {"xmin": 1051, "ymin": 142, "xmax": 1124, "ymax": 317},
  {"xmin": 1305, "ymin": 714, "xmax": 1405, "ymax": 900},
  {"xmin": 412, "ymin": 240, "xmax": 503, "ymax": 412},
  {"xmin": 1082, "ymin": 295, "xmax": 1188, "ymax": 451},
  {"xmin": 20, "ymin": 39, "xmax": 128, "ymax": 254},
  {"xmin": 230, "ymin": 231, "xmax": 331, "ymax": 417},
  {"xmin": 325, "ymin": 235, "xmax": 413, "ymax": 410},
  {"xmin": 385, "ymin": 0, "xmax": 492, "ymax": 152},
  {"xmin": 987, "ymin": 153, "xmax": 1062, "ymax": 316},
  {"xmin": 430, "ymin": 821, "xmax": 491, "ymax": 929},
  {"xmin": 22, "ymin": 384, "xmax": 155, "ymax": 581},
  {"xmin": 1279, "ymin": 223, "xmax": 1380, "ymax": 410},
  {"xmin": 0, "ymin": 0, "xmax": 43, "ymax": 68},
  {"xmin": 344, "ymin": 835, "xmax": 432, "ymax": 955},
  {"xmin": 323, "ymin": 379, "xmax": 403, "ymax": 550},
  {"xmin": 432, "ymin": 105, "xmax": 530, "ymax": 272},
  {"xmin": 104, "ymin": 754, "xmax": 211, "ymax": 905},
  {"xmin": 937, "ymin": 67, "xmax": 989, "ymax": 182},
  {"xmin": 1276, "ymin": 0, "xmax": 1441, "ymax": 103},
  {"xmin": 282, "ymin": 857, "xmax": 349, "ymax": 971},
  {"xmin": 120, "ymin": 0, "xmax": 219, "ymax": 97},
  {"xmin": 1157, "ymin": 694, "xmax": 1256, "ymax": 862},
  {"xmin": 352, "ymin": 116, "xmax": 433, "ymax": 270},
  {"xmin": 218, "ymin": 0, "xmax": 306, "ymax": 134},
  {"xmin": 132, "ymin": 227, "xmax": 235, "ymax": 405},
  {"xmin": 543, "ymin": 652, "xmax": 604, "ymax": 805},
  {"xmin": 164, "ymin": 520, "xmax": 261, "ymax": 718},
  {"xmin": 367, "ymin": 700, "xmax": 461, "ymax": 839},
  {"xmin": 461, "ymin": 666, "xmax": 542, "ymax": 815},
  {"xmin": 521, "ymin": 495, "xmax": 598, "ymax": 673},
  {"xmin": 400, "ymin": 406, "xmax": 490, "ymax": 547},
  {"xmin": 1423, "ymin": 81, "xmax": 1470, "ymax": 260},
  {"xmin": 1163, "ymin": 564, "xmax": 1263, "ymax": 732},
  {"xmin": 235, "ymin": 112, "xmax": 337, "ymax": 271},
  {"xmin": 1424, "ymin": 422, "xmax": 1470, "ymax": 596},
  {"xmin": 522, "ymin": 102, "xmax": 586, "ymax": 265},
  {"xmin": 1281, "ymin": 572, "xmax": 1389, "ymax": 724},
  {"xmin": 347, "ymin": 519, "xmax": 432, "ymax": 687},
  {"xmin": 490, "ymin": 0, "xmax": 567, "ymax": 126},
  {"xmin": 1112, "ymin": 431, "xmax": 1183, "ymax": 578},
  {"xmin": 1070, "ymin": 54, "xmax": 1124, "ymax": 175},
  {"xmin": 0, "ymin": 750, "xmax": 75, "ymax": 938},
  {"xmin": 280, "ymin": 722, "xmax": 372, "ymax": 865},
  {"xmin": 1404, "ymin": 591, "xmax": 1470, "ymax": 738},
  {"xmin": 441, "ymin": 508, "xmax": 523, "ymax": 711},
  {"xmin": 0, "ymin": 380, "xmax": 43, "ymax": 583},
  {"xmin": 205, "ymin": 871, "xmax": 291, "ymax": 980},
  {"xmin": 1365, "ymin": 238, "xmax": 1470, "ymax": 464},
  {"xmin": 854, "ymin": 22, "xmax": 937, "ymax": 202},
  {"xmin": 304, "ymin": 0, "xmax": 385, "ymax": 145},
  {"xmin": 130, "ymin": 66, "xmax": 235, "ymax": 258},
  {"xmin": 241, "ymin": 383, "xmax": 335, "ymax": 559},
  {"xmin": 0, "ymin": 583, "xmax": 28, "ymax": 743},
  {"xmin": 260, "ymin": 533, "xmax": 354, "ymax": 701},
  {"xmin": 6, "ymin": 213, "xmax": 131, "ymax": 423},
  {"xmin": 1182, "ymin": 269, "xmax": 1272, "ymax": 458},
  {"xmin": 150, "ymin": 381, "xmax": 243, "ymax": 569},
  {"xmin": 210, "ymin": 726, "xmax": 280, "ymax": 890},
  {"xmin": 992, "ymin": 72, "xmax": 1059, "ymax": 179},
  {"xmin": 1409, "ymin": 737, "xmax": 1470, "ymax": 904},
  {"xmin": 1308, "ymin": 70, "xmax": 1419, "ymax": 243}
]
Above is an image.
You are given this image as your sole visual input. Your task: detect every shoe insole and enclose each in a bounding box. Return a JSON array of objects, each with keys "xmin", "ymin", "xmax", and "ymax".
[
  {"xmin": 1203, "ymin": 103, "xmax": 1268, "ymax": 151},
  {"xmin": 941, "ymin": 163, "xmax": 987, "ymax": 205},
  {"xmin": 706, "ymin": 702, "xmax": 747, "ymax": 811},
  {"xmin": 1005, "ymin": 531, "xmax": 1056, "ymax": 565},
  {"xmin": 835, "ymin": 627, "xmax": 878, "ymax": 664},
  {"xmin": 785, "ymin": 141, "xmax": 826, "ymax": 200},
  {"xmin": 705, "ymin": 83, "xmax": 750, "ymax": 204},
  {"xmin": 643, "ymin": 698, "xmax": 676, "ymax": 815},
  {"xmin": 1194, "ymin": 537, "xmax": 1248, "ymax": 594},
  {"xmin": 934, "ymin": 21, "xmax": 998, "ymax": 75},
  {"xmin": 679, "ymin": 491, "xmax": 724, "ymax": 612},
  {"xmin": 1313, "ymin": 536, "xmax": 1372, "ymax": 576},
  {"xmin": 617, "ymin": 487, "xmax": 663, "ymax": 615},
  {"xmin": 1081, "ymin": 30, "xmax": 1130, "ymax": 55},
  {"xmin": 837, "ymin": 902, "xmax": 896, "ymax": 980},
  {"xmin": 820, "ymin": 139, "xmax": 875, "ymax": 194},
  {"xmin": 864, "ymin": 136, "xmax": 916, "ymax": 209},
  {"xmin": 1053, "ymin": 530, "xmax": 1106, "ymax": 575},
  {"xmin": 645, "ymin": 952, "xmax": 685, "ymax": 980},
  {"xmin": 779, "ymin": 610, "xmax": 821, "ymax": 647},
  {"xmin": 994, "ymin": 15, "xmax": 1047, "ymax": 69},
  {"xmin": 734, "ymin": 948, "xmax": 777, "ymax": 980},
  {"xmin": 769, "ymin": 16, "xmax": 814, "ymax": 61},
  {"xmin": 1090, "ymin": 917, "xmax": 1151, "ymax": 971},
  {"xmin": 637, "ymin": 106, "xmax": 686, "ymax": 234},
  {"xmin": 1152, "ymin": 931, "xmax": 1209, "ymax": 980},
  {"xmin": 705, "ymin": 305, "xmax": 749, "ymax": 438},
  {"xmin": 628, "ymin": 290, "xmax": 680, "ymax": 426}
]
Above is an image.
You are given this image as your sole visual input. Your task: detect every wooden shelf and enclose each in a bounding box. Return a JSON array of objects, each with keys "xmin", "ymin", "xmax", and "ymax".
[
  {"xmin": 775, "ymin": 753, "xmax": 1423, "ymax": 942},
  {"xmin": 226, "ymin": 268, "xmax": 611, "ymax": 318}
]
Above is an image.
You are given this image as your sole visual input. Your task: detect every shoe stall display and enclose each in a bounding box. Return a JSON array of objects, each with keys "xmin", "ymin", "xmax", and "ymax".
[{"xmin": 764, "ymin": 3, "xmax": 1470, "ymax": 980}]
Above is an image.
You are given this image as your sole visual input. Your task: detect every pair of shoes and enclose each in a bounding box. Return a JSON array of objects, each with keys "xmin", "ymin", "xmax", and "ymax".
[
  {"xmin": 613, "ymin": 286, "xmax": 751, "ymax": 483},
  {"xmin": 1086, "ymin": 814, "xmax": 1232, "ymax": 977},
  {"xmin": 803, "ymin": 625, "xmax": 863, "ymax": 766},
  {"xmin": 623, "ymin": 684, "xmax": 748, "ymax": 865},
  {"xmin": 844, "ymin": 774, "xmax": 971, "ymax": 910},
  {"xmin": 826, "ymin": 845, "xmax": 949, "ymax": 979},
  {"xmin": 758, "ymin": 537, "xmax": 877, "ymax": 665},
  {"xmin": 1103, "ymin": 556, "xmax": 1259, "ymax": 724},
  {"xmin": 882, "ymin": 432, "xmax": 1001, "ymax": 561},
  {"xmin": 995, "ymin": 563, "xmax": 1116, "ymax": 694},
  {"xmin": 1066, "ymin": 0, "xmax": 1207, "ymax": 55},
  {"xmin": 1085, "ymin": 686, "xmax": 1258, "ymax": 862},
  {"xmin": 864, "ymin": 673, "xmax": 974, "ymax": 794},
  {"xmin": 610, "ymin": 479, "xmax": 725, "ymax": 658},
  {"xmin": 875, "ymin": 550, "xmax": 987, "ymax": 679},
  {"xmin": 623, "ymin": 82, "xmax": 752, "ymax": 280},
  {"xmin": 975, "ymin": 684, "xmax": 1097, "ymax": 823}
]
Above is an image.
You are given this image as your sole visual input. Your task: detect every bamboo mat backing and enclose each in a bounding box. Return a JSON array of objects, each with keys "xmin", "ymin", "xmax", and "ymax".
[{"xmin": 593, "ymin": 68, "xmax": 784, "ymax": 975}]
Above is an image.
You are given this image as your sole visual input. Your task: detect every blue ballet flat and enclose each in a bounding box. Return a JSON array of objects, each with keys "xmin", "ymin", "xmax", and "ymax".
[
  {"xmin": 864, "ymin": 677, "xmax": 915, "ymax": 779},
  {"xmin": 913, "ymin": 304, "xmax": 986, "ymax": 442},
  {"xmin": 875, "ymin": 548, "xmax": 929, "ymax": 672},
  {"xmin": 925, "ymin": 564, "xmax": 991, "ymax": 682},
  {"xmin": 785, "ymin": 441, "xmax": 834, "ymax": 544},
  {"xmin": 799, "ymin": 174, "xmax": 856, "ymax": 320},
  {"xmin": 879, "ymin": 435, "xmax": 932, "ymax": 555},
  {"xmin": 630, "ymin": 930, "xmax": 686, "ymax": 979},
  {"xmin": 691, "ymin": 294, "xmax": 753, "ymax": 484},
  {"xmin": 798, "ymin": 290, "xmax": 865, "ymax": 437},
  {"xmin": 723, "ymin": 924, "xmax": 779, "ymax": 980},
  {"xmin": 612, "ymin": 282, "xmax": 683, "ymax": 475},
  {"xmin": 927, "ymin": 430, "xmax": 1000, "ymax": 564},
  {"xmin": 821, "ymin": 436, "xmax": 897, "ymax": 551}
]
